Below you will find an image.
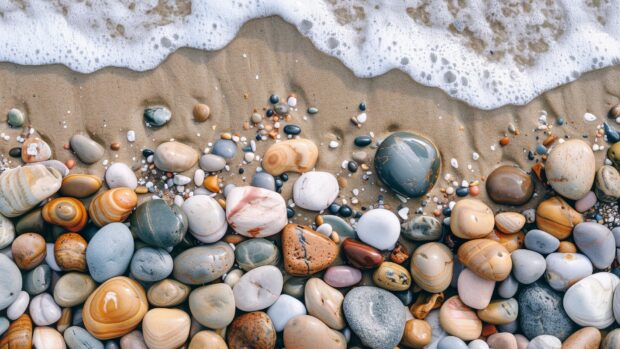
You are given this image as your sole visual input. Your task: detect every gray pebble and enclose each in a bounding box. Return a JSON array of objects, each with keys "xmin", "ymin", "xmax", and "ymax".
[
  {"xmin": 7, "ymin": 108, "xmax": 25, "ymax": 127},
  {"xmin": 251, "ymin": 172, "xmax": 276, "ymax": 191},
  {"xmin": 498, "ymin": 274, "xmax": 519, "ymax": 298},
  {"xmin": 0, "ymin": 317, "xmax": 8, "ymax": 336},
  {"xmin": 511, "ymin": 249, "xmax": 545, "ymax": 284},
  {"xmin": 64, "ymin": 326, "xmax": 104, "ymax": 349},
  {"xmin": 144, "ymin": 106, "xmax": 171, "ymax": 127},
  {"xmin": 274, "ymin": 102, "xmax": 289, "ymax": 115},
  {"xmin": 518, "ymin": 282, "xmax": 575, "ymax": 340},
  {"xmin": 223, "ymin": 184, "xmax": 236, "ymax": 197},
  {"xmin": 72, "ymin": 306, "xmax": 83, "ymax": 326},
  {"xmin": 468, "ymin": 339, "xmax": 489, "ymax": 349},
  {"xmin": 70, "ymin": 134, "xmax": 105, "ymax": 164},
  {"xmin": 497, "ymin": 320, "xmax": 518, "ymax": 333},
  {"xmin": 24, "ymin": 264, "xmax": 51, "ymax": 296},
  {"xmin": 86, "ymin": 223, "xmax": 134, "ymax": 283},
  {"xmin": 613, "ymin": 227, "xmax": 620, "ymax": 248},
  {"xmin": 130, "ymin": 247, "xmax": 173, "ymax": 282},
  {"xmin": 282, "ymin": 277, "xmax": 305, "ymax": 298},
  {"xmin": 199, "ymin": 154, "xmax": 227, "ymax": 172},
  {"xmin": 437, "ymin": 336, "xmax": 468, "ymax": 349},
  {"xmin": 524, "ymin": 229, "xmax": 559, "ymax": 254},
  {"xmin": 0, "ymin": 254, "xmax": 21, "ymax": 310},
  {"xmin": 574, "ymin": 222, "xmax": 616, "ymax": 269},
  {"xmin": 425, "ymin": 310, "xmax": 447, "ymax": 349},
  {"xmin": 212, "ymin": 139, "xmax": 237, "ymax": 159},
  {"xmin": 401, "ymin": 215, "xmax": 442, "ymax": 241},
  {"xmin": 602, "ymin": 328, "xmax": 620, "ymax": 349},
  {"xmin": 251, "ymin": 113, "xmax": 263, "ymax": 123},
  {"xmin": 352, "ymin": 151, "xmax": 368, "ymax": 163},
  {"xmin": 105, "ymin": 341, "xmax": 120, "ymax": 349},
  {"xmin": 527, "ymin": 335, "xmax": 561, "ymax": 349}
]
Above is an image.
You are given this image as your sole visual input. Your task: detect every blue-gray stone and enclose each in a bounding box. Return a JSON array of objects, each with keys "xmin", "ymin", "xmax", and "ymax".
[
  {"xmin": 374, "ymin": 132, "xmax": 440, "ymax": 198},
  {"xmin": 437, "ymin": 336, "xmax": 468, "ymax": 349},
  {"xmin": 394, "ymin": 289, "xmax": 414, "ymax": 306},
  {"xmin": 613, "ymin": 227, "xmax": 620, "ymax": 248},
  {"xmin": 343, "ymin": 286, "xmax": 406, "ymax": 349},
  {"xmin": 212, "ymin": 139, "xmax": 237, "ymax": 159},
  {"xmin": 574, "ymin": 222, "xmax": 616, "ymax": 269},
  {"xmin": 7, "ymin": 108, "xmax": 25, "ymax": 128},
  {"xmin": 498, "ymin": 274, "xmax": 519, "ymax": 299},
  {"xmin": 64, "ymin": 326, "xmax": 104, "ymax": 349},
  {"xmin": 525, "ymin": 229, "xmax": 560, "ymax": 254},
  {"xmin": 144, "ymin": 106, "xmax": 171, "ymax": 127},
  {"xmin": 0, "ymin": 317, "xmax": 8, "ymax": 336},
  {"xmin": 131, "ymin": 200, "xmax": 188, "ymax": 248},
  {"xmin": 320, "ymin": 215, "xmax": 356, "ymax": 240},
  {"xmin": 86, "ymin": 223, "xmax": 135, "ymax": 283},
  {"xmin": 24, "ymin": 264, "xmax": 50, "ymax": 296},
  {"xmin": 172, "ymin": 242, "xmax": 234, "ymax": 285},
  {"xmin": 518, "ymin": 282, "xmax": 575, "ymax": 340},
  {"xmin": 251, "ymin": 172, "xmax": 276, "ymax": 191},
  {"xmin": 105, "ymin": 341, "xmax": 120, "ymax": 349},
  {"xmin": 235, "ymin": 238, "xmax": 280, "ymax": 271},
  {"xmin": 401, "ymin": 215, "xmax": 442, "ymax": 241},
  {"xmin": 497, "ymin": 320, "xmax": 518, "ymax": 333},
  {"xmin": 511, "ymin": 249, "xmax": 545, "ymax": 284},
  {"xmin": 602, "ymin": 328, "xmax": 620, "ymax": 349},
  {"xmin": 130, "ymin": 247, "xmax": 173, "ymax": 282},
  {"xmin": 72, "ymin": 307, "xmax": 83, "ymax": 326},
  {"xmin": 0, "ymin": 254, "xmax": 21, "ymax": 310}
]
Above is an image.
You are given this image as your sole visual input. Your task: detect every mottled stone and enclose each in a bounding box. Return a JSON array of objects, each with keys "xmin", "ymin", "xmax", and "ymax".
[
  {"xmin": 227, "ymin": 312, "xmax": 276, "ymax": 349},
  {"xmin": 226, "ymin": 186, "xmax": 287, "ymax": 238},
  {"xmin": 402, "ymin": 215, "xmax": 442, "ymax": 241},
  {"xmin": 281, "ymin": 224, "xmax": 338, "ymax": 276},
  {"xmin": 518, "ymin": 282, "xmax": 575, "ymax": 340},
  {"xmin": 546, "ymin": 139, "xmax": 596, "ymax": 200},
  {"xmin": 235, "ymin": 238, "xmax": 280, "ymax": 271},
  {"xmin": 131, "ymin": 200, "xmax": 188, "ymax": 248},
  {"xmin": 545, "ymin": 252, "xmax": 593, "ymax": 291},
  {"xmin": 172, "ymin": 243, "xmax": 234, "ymax": 285}
]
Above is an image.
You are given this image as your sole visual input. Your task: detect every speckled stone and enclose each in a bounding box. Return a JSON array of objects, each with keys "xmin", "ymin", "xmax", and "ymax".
[
  {"xmin": 343, "ymin": 286, "xmax": 406, "ymax": 349},
  {"xmin": 485, "ymin": 165, "xmax": 534, "ymax": 205},
  {"xmin": 227, "ymin": 311, "xmax": 276, "ymax": 349},
  {"xmin": 401, "ymin": 215, "xmax": 442, "ymax": 241},
  {"xmin": 524, "ymin": 229, "xmax": 559, "ymax": 255},
  {"xmin": 374, "ymin": 132, "xmax": 440, "ymax": 198},
  {"xmin": 130, "ymin": 247, "xmax": 173, "ymax": 282},
  {"xmin": 235, "ymin": 238, "xmax": 280, "ymax": 271},
  {"xmin": 518, "ymin": 282, "xmax": 575, "ymax": 340}
]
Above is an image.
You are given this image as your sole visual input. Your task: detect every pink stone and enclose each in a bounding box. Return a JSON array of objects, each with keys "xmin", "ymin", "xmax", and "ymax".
[
  {"xmin": 575, "ymin": 191, "xmax": 597, "ymax": 212},
  {"xmin": 487, "ymin": 333, "xmax": 518, "ymax": 349},
  {"xmin": 225, "ymin": 186, "xmax": 288, "ymax": 238},
  {"xmin": 323, "ymin": 266, "xmax": 362, "ymax": 288},
  {"xmin": 515, "ymin": 334, "xmax": 529, "ymax": 349},
  {"xmin": 457, "ymin": 268, "xmax": 495, "ymax": 310}
]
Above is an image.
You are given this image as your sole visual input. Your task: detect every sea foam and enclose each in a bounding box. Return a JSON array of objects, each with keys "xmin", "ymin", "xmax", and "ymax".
[{"xmin": 1, "ymin": 0, "xmax": 619, "ymax": 109}]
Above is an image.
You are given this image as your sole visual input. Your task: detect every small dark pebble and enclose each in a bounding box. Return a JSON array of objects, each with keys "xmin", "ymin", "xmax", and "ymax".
[
  {"xmin": 557, "ymin": 117, "xmax": 565, "ymax": 125},
  {"xmin": 287, "ymin": 207, "xmax": 295, "ymax": 218},
  {"xmin": 442, "ymin": 207, "xmax": 452, "ymax": 216},
  {"xmin": 269, "ymin": 95, "xmax": 280, "ymax": 104},
  {"xmin": 242, "ymin": 146, "xmax": 252, "ymax": 152},
  {"xmin": 394, "ymin": 289, "xmax": 413, "ymax": 305},
  {"xmin": 8, "ymin": 147, "xmax": 21, "ymax": 158},
  {"xmin": 359, "ymin": 102, "xmax": 366, "ymax": 111},
  {"xmin": 347, "ymin": 161, "xmax": 359, "ymax": 172},
  {"xmin": 339, "ymin": 205, "xmax": 353, "ymax": 217},
  {"xmin": 275, "ymin": 179, "xmax": 283, "ymax": 188},
  {"xmin": 142, "ymin": 149, "xmax": 154, "ymax": 158},
  {"xmin": 527, "ymin": 151, "xmax": 535, "ymax": 160},
  {"xmin": 604, "ymin": 122, "xmax": 620, "ymax": 143},
  {"xmin": 353, "ymin": 212, "xmax": 362, "ymax": 219},
  {"xmin": 354, "ymin": 135, "xmax": 372, "ymax": 147},
  {"xmin": 256, "ymin": 134, "xmax": 262, "ymax": 141},
  {"xmin": 266, "ymin": 109, "xmax": 274, "ymax": 117},
  {"xmin": 536, "ymin": 144, "xmax": 547, "ymax": 155},
  {"xmin": 238, "ymin": 168, "xmax": 245, "ymax": 174},
  {"xmin": 275, "ymin": 103, "xmax": 289, "ymax": 116},
  {"xmin": 328, "ymin": 203, "xmax": 341, "ymax": 215},
  {"xmin": 456, "ymin": 187, "xmax": 469, "ymax": 197},
  {"xmin": 280, "ymin": 173, "xmax": 289, "ymax": 182},
  {"xmin": 283, "ymin": 125, "xmax": 301, "ymax": 135}
]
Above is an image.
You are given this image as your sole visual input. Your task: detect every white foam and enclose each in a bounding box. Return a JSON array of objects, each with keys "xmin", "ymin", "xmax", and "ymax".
[{"xmin": 1, "ymin": 0, "xmax": 620, "ymax": 109}]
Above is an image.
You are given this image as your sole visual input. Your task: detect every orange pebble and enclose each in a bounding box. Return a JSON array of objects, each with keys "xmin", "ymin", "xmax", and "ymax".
[
  {"xmin": 110, "ymin": 142, "xmax": 121, "ymax": 151},
  {"xmin": 481, "ymin": 324, "xmax": 497, "ymax": 337},
  {"xmin": 558, "ymin": 241, "xmax": 577, "ymax": 253},
  {"xmin": 66, "ymin": 159, "xmax": 76, "ymax": 169},
  {"xmin": 469, "ymin": 186, "xmax": 480, "ymax": 196},
  {"xmin": 204, "ymin": 176, "xmax": 219, "ymax": 193},
  {"xmin": 499, "ymin": 137, "xmax": 510, "ymax": 146},
  {"xmin": 64, "ymin": 144, "xmax": 71, "ymax": 150}
]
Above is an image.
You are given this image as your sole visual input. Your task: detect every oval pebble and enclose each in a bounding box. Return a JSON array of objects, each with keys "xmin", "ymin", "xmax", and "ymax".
[
  {"xmin": 130, "ymin": 247, "xmax": 173, "ymax": 282},
  {"xmin": 545, "ymin": 252, "xmax": 593, "ymax": 291},
  {"xmin": 70, "ymin": 134, "xmax": 105, "ymax": 164},
  {"xmin": 233, "ymin": 265, "xmax": 283, "ymax": 311},
  {"xmin": 524, "ymin": 229, "xmax": 559, "ymax": 255},
  {"xmin": 86, "ymin": 222, "xmax": 134, "ymax": 283},
  {"xmin": 356, "ymin": 208, "xmax": 401, "ymax": 250},
  {"xmin": 293, "ymin": 171, "xmax": 339, "ymax": 211},
  {"xmin": 105, "ymin": 163, "xmax": 137, "ymax": 189},
  {"xmin": 29, "ymin": 293, "xmax": 61, "ymax": 326},
  {"xmin": 511, "ymin": 249, "xmax": 546, "ymax": 284},
  {"xmin": 573, "ymin": 222, "xmax": 616, "ymax": 269},
  {"xmin": 0, "ymin": 254, "xmax": 21, "ymax": 310}
]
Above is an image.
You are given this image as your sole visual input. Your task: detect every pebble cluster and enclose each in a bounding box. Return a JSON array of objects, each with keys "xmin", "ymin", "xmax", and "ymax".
[{"xmin": 1, "ymin": 96, "xmax": 620, "ymax": 349}]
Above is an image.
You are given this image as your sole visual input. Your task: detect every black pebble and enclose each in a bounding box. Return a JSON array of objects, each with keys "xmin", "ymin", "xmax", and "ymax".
[
  {"xmin": 456, "ymin": 187, "xmax": 469, "ymax": 197},
  {"xmin": 238, "ymin": 168, "xmax": 245, "ymax": 174},
  {"xmin": 266, "ymin": 109, "xmax": 274, "ymax": 117},
  {"xmin": 339, "ymin": 205, "xmax": 353, "ymax": 217},
  {"xmin": 354, "ymin": 135, "xmax": 372, "ymax": 147},
  {"xmin": 275, "ymin": 179, "xmax": 283, "ymax": 188},
  {"xmin": 442, "ymin": 207, "xmax": 452, "ymax": 216},
  {"xmin": 269, "ymin": 95, "xmax": 280, "ymax": 104},
  {"xmin": 283, "ymin": 124, "xmax": 301, "ymax": 135},
  {"xmin": 287, "ymin": 207, "xmax": 295, "ymax": 218},
  {"xmin": 280, "ymin": 173, "xmax": 289, "ymax": 182},
  {"xmin": 347, "ymin": 161, "xmax": 359, "ymax": 172},
  {"xmin": 8, "ymin": 147, "xmax": 21, "ymax": 158},
  {"xmin": 527, "ymin": 151, "xmax": 535, "ymax": 160},
  {"xmin": 359, "ymin": 102, "xmax": 366, "ymax": 111},
  {"xmin": 142, "ymin": 149, "xmax": 154, "ymax": 158},
  {"xmin": 328, "ymin": 203, "xmax": 341, "ymax": 214}
]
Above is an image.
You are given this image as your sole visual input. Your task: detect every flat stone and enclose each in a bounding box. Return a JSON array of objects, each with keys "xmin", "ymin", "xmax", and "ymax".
[
  {"xmin": 60, "ymin": 174, "xmax": 103, "ymax": 198},
  {"xmin": 130, "ymin": 247, "xmax": 173, "ymax": 282},
  {"xmin": 153, "ymin": 142, "xmax": 198, "ymax": 172},
  {"xmin": 564, "ymin": 272, "xmax": 619, "ymax": 329},
  {"xmin": 64, "ymin": 326, "xmax": 104, "ymax": 349},
  {"xmin": 53, "ymin": 272, "xmax": 96, "ymax": 307},
  {"xmin": 575, "ymin": 191, "xmax": 597, "ymax": 212},
  {"xmin": 437, "ymin": 336, "xmax": 468, "ymax": 349},
  {"xmin": 562, "ymin": 327, "xmax": 601, "ymax": 349},
  {"xmin": 518, "ymin": 282, "xmax": 575, "ymax": 340},
  {"xmin": 7, "ymin": 291, "xmax": 29, "ymax": 320},
  {"xmin": 374, "ymin": 131, "xmax": 440, "ymax": 198},
  {"xmin": 324, "ymin": 265, "xmax": 362, "ymax": 288},
  {"xmin": 70, "ymin": 134, "xmax": 105, "ymax": 164},
  {"xmin": 487, "ymin": 333, "xmax": 517, "ymax": 349},
  {"xmin": 189, "ymin": 283, "xmax": 235, "ymax": 329},
  {"xmin": 524, "ymin": 229, "xmax": 559, "ymax": 254},
  {"xmin": 282, "ymin": 224, "xmax": 338, "ymax": 276},
  {"xmin": 450, "ymin": 199, "xmax": 495, "ymax": 239},
  {"xmin": 147, "ymin": 279, "xmax": 190, "ymax": 307},
  {"xmin": 485, "ymin": 165, "xmax": 534, "ymax": 205},
  {"xmin": 304, "ymin": 278, "xmax": 345, "ymax": 330},
  {"xmin": 283, "ymin": 315, "xmax": 346, "ymax": 349},
  {"xmin": 212, "ymin": 139, "xmax": 237, "ymax": 159},
  {"xmin": 251, "ymin": 172, "xmax": 276, "ymax": 191},
  {"xmin": 131, "ymin": 199, "xmax": 188, "ymax": 248},
  {"xmin": 172, "ymin": 242, "xmax": 234, "ymax": 285},
  {"xmin": 595, "ymin": 165, "xmax": 620, "ymax": 202},
  {"xmin": 261, "ymin": 139, "xmax": 318, "ymax": 175},
  {"xmin": 439, "ymin": 296, "xmax": 481, "ymax": 341},
  {"xmin": 457, "ymin": 268, "xmax": 495, "ymax": 309},
  {"xmin": 511, "ymin": 249, "xmax": 545, "ymax": 284},
  {"xmin": 528, "ymin": 335, "xmax": 561, "ymax": 349},
  {"xmin": 401, "ymin": 215, "xmax": 442, "ymax": 241},
  {"xmin": 86, "ymin": 223, "xmax": 134, "ymax": 283},
  {"xmin": 235, "ymin": 238, "xmax": 280, "ymax": 271},
  {"xmin": 199, "ymin": 154, "xmax": 227, "ymax": 172}
]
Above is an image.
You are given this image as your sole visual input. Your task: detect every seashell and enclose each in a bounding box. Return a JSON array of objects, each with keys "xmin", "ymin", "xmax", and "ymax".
[
  {"xmin": 564, "ymin": 272, "xmax": 619, "ymax": 329},
  {"xmin": 476, "ymin": 298, "xmax": 518, "ymax": 325},
  {"xmin": 11, "ymin": 233, "xmax": 46, "ymax": 270},
  {"xmin": 88, "ymin": 188, "xmax": 137, "ymax": 227},
  {"xmin": 142, "ymin": 308, "xmax": 190, "ymax": 349},
  {"xmin": 494, "ymin": 212, "xmax": 525, "ymax": 234},
  {"xmin": 60, "ymin": 174, "xmax": 102, "ymax": 198},
  {"xmin": 485, "ymin": 230, "xmax": 524, "ymax": 252},
  {"xmin": 457, "ymin": 239, "xmax": 512, "ymax": 281},
  {"xmin": 32, "ymin": 326, "xmax": 65, "ymax": 349},
  {"xmin": 0, "ymin": 314, "xmax": 32, "ymax": 349},
  {"xmin": 189, "ymin": 331, "xmax": 227, "ymax": 349},
  {"xmin": 42, "ymin": 197, "xmax": 88, "ymax": 232},
  {"xmin": 438, "ymin": 296, "xmax": 482, "ymax": 341},
  {"xmin": 21, "ymin": 137, "xmax": 52, "ymax": 163},
  {"xmin": 54, "ymin": 233, "xmax": 87, "ymax": 272},
  {"xmin": 410, "ymin": 242, "xmax": 453, "ymax": 293},
  {"xmin": 82, "ymin": 276, "xmax": 148, "ymax": 340},
  {"xmin": 153, "ymin": 142, "xmax": 199, "ymax": 173},
  {"xmin": 0, "ymin": 165, "xmax": 62, "ymax": 217},
  {"xmin": 449, "ymin": 199, "xmax": 495, "ymax": 239},
  {"xmin": 147, "ymin": 279, "xmax": 191, "ymax": 307},
  {"xmin": 536, "ymin": 196, "xmax": 583, "ymax": 240},
  {"xmin": 262, "ymin": 138, "xmax": 319, "ymax": 175},
  {"xmin": 410, "ymin": 292, "xmax": 444, "ymax": 320}
]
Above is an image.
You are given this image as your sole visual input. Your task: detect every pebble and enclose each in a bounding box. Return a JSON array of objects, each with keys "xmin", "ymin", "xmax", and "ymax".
[
  {"xmin": 131, "ymin": 199, "xmax": 188, "ymax": 248},
  {"xmin": 183, "ymin": 195, "xmax": 227, "ymax": 243},
  {"xmin": 343, "ymin": 286, "xmax": 406, "ymax": 349},
  {"xmin": 65, "ymin": 326, "xmax": 104, "ymax": 349},
  {"xmin": 53, "ymin": 272, "xmax": 96, "ymax": 308},
  {"xmin": 7, "ymin": 108, "xmax": 25, "ymax": 127},
  {"xmin": 12, "ymin": 232, "xmax": 46, "ymax": 270},
  {"xmin": 283, "ymin": 124, "xmax": 301, "ymax": 135},
  {"xmin": 8, "ymin": 147, "xmax": 20, "ymax": 158},
  {"xmin": 410, "ymin": 242, "xmax": 453, "ymax": 293},
  {"xmin": 316, "ymin": 223, "xmax": 332, "ymax": 236},
  {"xmin": 354, "ymin": 135, "xmax": 372, "ymax": 147},
  {"xmin": 498, "ymin": 274, "xmax": 519, "ymax": 298},
  {"xmin": 199, "ymin": 154, "xmax": 227, "ymax": 172},
  {"xmin": 188, "ymin": 331, "xmax": 226, "ymax": 349},
  {"xmin": 401, "ymin": 319, "xmax": 432, "ymax": 348},
  {"xmin": 189, "ymin": 283, "xmax": 235, "ymax": 329},
  {"xmin": 321, "ymin": 215, "xmax": 357, "ymax": 239},
  {"xmin": 439, "ymin": 296, "xmax": 481, "ymax": 340},
  {"xmin": 468, "ymin": 339, "xmax": 490, "ymax": 349},
  {"xmin": 576, "ymin": 191, "xmax": 598, "ymax": 213},
  {"xmin": 401, "ymin": 215, "xmax": 442, "ymax": 241},
  {"xmin": 487, "ymin": 333, "xmax": 518, "ymax": 349},
  {"xmin": 477, "ymin": 298, "xmax": 518, "ymax": 324},
  {"xmin": 535, "ymin": 196, "xmax": 583, "ymax": 240},
  {"xmin": 595, "ymin": 165, "xmax": 620, "ymax": 201},
  {"xmin": 142, "ymin": 308, "xmax": 190, "ymax": 349},
  {"xmin": 293, "ymin": 171, "xmax": 339, "ymax": 211},
  {"xmin": 60, "ymin": 174, "xmax": 103, "ymax": 198},
  {"xmin": 7, "ymin": 291, "xmax": 29, "ymax": 320},
  {"xmin": 0, "ymin": 165, "xmax": 62, "ymax": 218},
  {"xmin": 226, "ymin": 186, "xmax": 287, "ymax": 237},
  {"xmin": 144, "ymin": 106, "xmax": 172, "ymax": 126},
  {"xmin": 527, "ymin": 335, "xmax": 561, "ymax": 349},
  {"xmin": 607, "ymin": 141, "xmax": 620, "ymax": 167},
  {"xmin": 86, "ymin": 223, "xmax": 134, "ymax": 283},
  {"xmin": 373, "ymin": 261, "xmax": 412, "ymax": 291},
  {"xmin": 524, "ymin": 229, "xmax": 559, "ymax": 254},
  {"xmin": 172, "ymin": 242, "xmax": 234, "ymax": 285},
  {"xmin": 374, "ymin": 132, "xmax": 440, "ymax": 197},
  {"xmin": 192, "ymin": 103, "xmax": 210, "ymax": 122},
  {"xmin": 235, "ymin": 238, "xmax": 280, "ymax": 271},
  {"xmin": 518, "ymin": 282, "xmax": 575, "ymax": 340},
  {"xmin": 545, "ymin": 139, "xmax": 596, "ymax": 200},
  {"xmin": 511, "ymin": 249, "xmax": 546, "ymax": 284},
  {"xmin": 23, "ymin": 264, "xmax": 50, "ymax": 295},
  {"xmin": 457, "ymin": 239, "xmax": 512, "ymax": 281},
  {"xmin": 233, "ymin": 265, "xmax": 283, "ymax": 311},
  {"xmin": 495, "ymin": 212, "xmax": 526, "ymax": 234},
  {"xmin": 437, "ymin": 336, "xmax": 468, "ymax": 349},
  {"xmin": 304, "ymin": 278, "xmax": 345, "ymax": 329},
  {"xmin": 251, "ymin": 171, "xmax": 276, "ymax": 191},
  {"xmin": 0, "ymin": 215, "xmax": 15, "ymax": 250},
  {"xmin": 262, "ymin": 138, "xmax": 318, "ymax": 175},
  {"xmin": 282, "ymin": 276, "xmax": 305, "ymax": 298},
  {"xmin": 227, "ymin": 311, "xmax": 276, "ymax": 349},
  {"xmin": 356, "ymin": 208, "xmax": 401, "ymax": 250},
  {"xmin": 352, "ymin": 150, "xmax": 367, "ymax": 163},
  {"xmin": 130, "ymin": 247, "xmax": 173, "ymax": 282},
  {"xmin": 602, "ymin": 328, "xmax": 620, "ymax": 349},
  {"xmin": 267, "ymin": 294, "xmax": 307, "ymax": 332},
  {"xmin": 29, "ymin": 293, "xmax": 61, "ymax": 326},
  {"xmin": 450, "ymin": 198, "xmax": 495, "ymax": 239},
  {"xmin": 21, "ymin": 137, "xmax": 52, "ymax": 163},
  {"xmin": 33, "ymin": 327, "xmax": 65, "ymax": 349},
  {"xmin": 323, "ymin": 265, "xmax": 362, "ymax": 288},
  {"xmin": 573, "ymin": 222, "xmax": 615, "ymax": 269},
  {"xmin": 283, "ymin": 315, "xmax": 346, "ymax": 349},
  {"xmin": 281, "ymin": 224, "xmax": 337, "ymax": 276},
  {"xmin": 153, "ymin": 142, "xmax": 198, "ymax": 172},
  {"xmin": 485, "ymin": 166, "xmax": 534, "ymax": 205},
  {"xmin": 564, "ymin": 272, "xmax": 619, "ymax": 328},
  {"xmin": 562, "ymin": 327, "xmax": 601, "ymax": 349},
  {"xmin": 70, "ymin": 134, "xmax": 105, "ymax": 164},
  {"xmin": 457, "ymin": 268, "xmax": 495, "ymax": 309},
  {"xmin": 251, "ymin": 113, "xmax": 263, "ymax": 124},
  {"xmin": 545, "ymin": 252, "xmax": 593, "ymax": 291},
  {"xmin": 147, "ymin": 279, "xmax": 189, "ymax": 308},
  {"xmin": 105, "ymin": 162, "xmax": 137, "ymax": 189},
  {"xmin": 212, "ymin": 139, "xmax": 237, "ymax": 159}
]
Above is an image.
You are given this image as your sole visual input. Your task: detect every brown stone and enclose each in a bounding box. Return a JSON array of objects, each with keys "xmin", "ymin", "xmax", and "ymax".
[
  {"xmin": 193, "ymin": 103, "xmax": 211, "ymax": 122},
  {"xmin": 562, "ymin": 327, "xmax": 601, "ymax": 349},
  {"xmin": 11, "ymin": 233, "xmax": 46, "ymax": 270},
  {"xmin": 342, "ymin": 238, "xmax": 383, "ymax": 269},
  {"xmin": 558, "ymin": 241, "xmax": 578, "ymax": 253},
  {"xmin": 536, "ymin": 196, "xmax": 583, "ymax": 240},
  {"xmin": 485, "ymin": 230, "xmax": 524, "ymax": 252},
  {"xmin": 486, "ymin": 165, "xmax": 534, "ymax": 206},
  {"xmin": 227, "ymin": 312, "xmax": 276, "ymax": 349},
  {"xmin": 401, "ymin": 319, "xmax": 432, "ymax": 348},
  {"xmin": 410, "ymin": 292, "xmax": 445, "ymax": 320},
  {"xmin": 458, "ymin": 239, "xmax": 512, "ymax": 281},
  {"xmin": 282, "ymin": 224, "xmax": 338, "ymax": 276}
]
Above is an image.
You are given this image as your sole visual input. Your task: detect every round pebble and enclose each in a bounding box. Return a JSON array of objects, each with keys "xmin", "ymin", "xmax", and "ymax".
[
  {"xmin": 86, "ymin": 222, "xmax": 135, "ymax": 283},
  {"xmin": 356, "ymin": 208, "xmax": 401, "ymax": 250},
  {"xmin": 233, "ymin": 265, "xmax": 283, "ymax": 311},
  {"xmin": 70, "ymin": 134, "xmax": 105, "ymax": 164},
  {"xmin": 251, "ymin": 171, "xmax": 276, "ymax": 191},
  {"xmin": 7, "ymin": 108, "xmax": 25, "ymax": 127},
  {"xmin": 524, "ymin": 229, "xmax": 559, "ymax": 255},
  {"xmin": 144, "ymin": 106, "xmax": 171, "ymax": 126},
  {"xmin": 105, "ymin": 162, "xmax": 137, "ymax": 189},
  {"xmin": 212, "ymin": 139, "xmax": 237, "ymax": 159},
  {"xmin": 293, "ymin": 171, "xmax": 339, "ymax": 211},
  {"xmin": 130, "ymin": 247, "xmax": 173, "ymax": 282}
]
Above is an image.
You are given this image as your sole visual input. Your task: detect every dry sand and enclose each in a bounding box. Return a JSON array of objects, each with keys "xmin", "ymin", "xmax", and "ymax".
[{"xmin": 0, "ymin": 17, "xmax": 619, "ymax": 217}]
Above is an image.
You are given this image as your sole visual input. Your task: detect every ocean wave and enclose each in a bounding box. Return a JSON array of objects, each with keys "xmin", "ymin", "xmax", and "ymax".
[{"xmin": 1, "ymin": 0, "xmax": 619, "ymax": 109}]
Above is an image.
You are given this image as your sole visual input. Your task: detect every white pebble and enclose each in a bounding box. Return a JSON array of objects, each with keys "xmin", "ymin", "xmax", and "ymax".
[
  {"xmin": 397, "ymin": 207, "xmax": 409, "ymax": 220},
  {"xmin": 450, "ymin": 158, "xmax": 459, "ymax": 168},
  {"xmin": 287, "ymin": 96, "xmax": 297, "ymax": 107},
  {"xmin": 329, "ymin": 141, "xmax": 339, "ymax": 149},
  {"xmin": 173, "ymin": 195, "xmax": 185, "ymax": 207},
  {"xmin": 316, "ymin": 223, "xmax": 333, "ymax": 237},
  {"xmin": 461, "ymin": 180, "xmax": 468, "ymax": 187},
  {"xmin": 446, "ymin": 187, "xmax": 454, "ymax": 195},
  {"xmin": 173, "ymin": 174, "xmax": 191, "ymax": 186},
  {"xmin": 472, "ymin": 152, "xmax": 479, "ymax": 160},
  {"xmin": 194, "ymin": 169, "xmax": 205, "ymax": 186},
  {"xmin": 244, "ymin": 152, "xmax": 255, "ymax": 162},
  {"xmin": 584, "ymin": 112, "xmax": 597, "ymax": 122},
  {"xmin": 127, "ymin": 130, "xmax": 136, "ymax": 142},
  {"xmin": 356, "ymin": 113, "xmax": 367, "ymax": 124},
  {"xmin": 593, "ymin": 144, "xmax": 600, "ymax": 151}
]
